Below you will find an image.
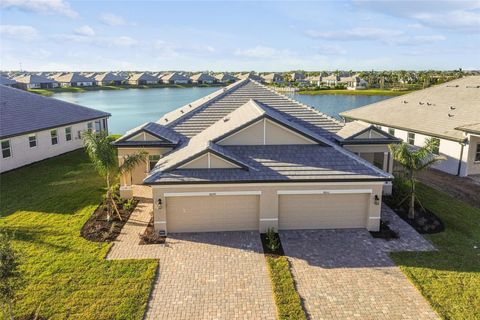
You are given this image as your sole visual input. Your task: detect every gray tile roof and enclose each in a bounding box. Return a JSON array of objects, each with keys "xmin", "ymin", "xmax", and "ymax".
[
  {"xmin": 0, "ymin": 86, "xmax": 110, "ymax": 139},
  {"xmin": 13, "ymin": 74, "xmax": 57, "ymax": 84},
  {"xmin": 114, "ymin": 122, "xmax": 185, "ymax": 147},
  {"xmin": 129, "ymin": 72, "xmax": 158, "ymax": 82},
  {"xmin": 0, "ymin": 76, "xmax": 17, "ymax": 86},
  {"xmin": 214, "ymin": 73, "xmax": 238, "ymax": 82},
  {"xmin": 53, "ymin": 72, "xmax": 94, "ymax": 83},
  {"xmin": 94, "ymin": 72, "xmax": 127, "ymax": 82},
  {"xmin": 161, "ymin": 72, "xmax": 190, "ymax": 82},
  {"xmin": 190, "ymin": 73, "xmax": 217, "ymax": 82}
]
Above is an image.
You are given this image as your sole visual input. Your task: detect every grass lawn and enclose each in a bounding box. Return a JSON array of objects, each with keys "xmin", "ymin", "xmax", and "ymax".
[
  {"xmin": 297, "ymin": 89, "xmax": 413, "ymax": 96},
  {"xmin": 390, "ymin": 183, "xmax": 480, "ymax": 320},
  {"xmin": 0, "ymin": 150, "xmax": 157, "ymax": 319},
  {"xmin": 266, "ymin": 255, "xmax": 306, "ymax": 320}
]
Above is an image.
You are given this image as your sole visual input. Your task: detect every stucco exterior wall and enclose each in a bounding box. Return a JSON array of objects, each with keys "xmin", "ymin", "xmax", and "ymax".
[
  {"xmin": 118, "ymin": 147, "xmax": 171, "ymax": 185},
  {"xmin": 152, "ymin": 181, "xmax": 384, "ymax": 234},
  {"xmin": 0, "ymin": 118, "xmax": 108, "ymax": 173},
  {"xmin": 466, "ymin": 134, "xmax": 480, "ymax": 175}
]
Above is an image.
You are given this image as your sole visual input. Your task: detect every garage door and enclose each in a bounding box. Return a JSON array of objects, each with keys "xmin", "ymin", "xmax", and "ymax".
[
  {"xmin": 279, "ymin": 193, "xmax": 369, "ymax": 230},
  {"xmin": 167, "ymin": 195, "xmax": 259, "ymax": 233}
]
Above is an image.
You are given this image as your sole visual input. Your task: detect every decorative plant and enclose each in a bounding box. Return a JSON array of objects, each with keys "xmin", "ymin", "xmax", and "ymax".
[
  {"xmin": 83, "ymin": 131, "xmax": 147, "ymax": 221},
  {"xmin": 389, "ymin": 138, "xmax": 445, "ymax": 219},
  {"xmin": 123, "ymin": 199, "xmax": 136, "ymax": 212},
  {"xmin": 265, "ymin": 227, "xmax": 280, "ymax": 252},
  {"xmin": 0, "ymin": 232, "xmax": 23, "ymax": 320}
]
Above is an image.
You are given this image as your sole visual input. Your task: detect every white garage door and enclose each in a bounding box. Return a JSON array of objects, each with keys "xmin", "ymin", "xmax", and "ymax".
[
  {"xmin": 279, "ymin": 193, "xmax": 369, "ymax": 230},
  {"xmin": 167, "ymin": 195, "xmax": 259, "ymax": 233}
]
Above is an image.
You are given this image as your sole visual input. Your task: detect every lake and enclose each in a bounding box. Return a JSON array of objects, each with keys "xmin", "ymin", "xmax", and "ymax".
[{"xmin": 54, "ymin": 88, "xmax": 392, "ymax": 134}]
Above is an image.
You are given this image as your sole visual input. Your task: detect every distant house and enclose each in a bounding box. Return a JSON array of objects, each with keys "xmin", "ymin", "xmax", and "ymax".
[
  {"xmin": 94, "ymin": 72, "xmax": 127, "ymax": 86},
  {"xmin": 322, "ymin": 74, "xmax": 341, "ymax": 86},
  {"xmin": 214, "ymin": 73, "xmax": 238, "ymax": 83},
  {"xmin": 343, "ymin": 75, "xmax": 368, "ymax": 90},
  {"xmin": 54, "ymin": 72, "xmax": 96, "ymax": 87},
  {"xmin": 161, "ymin": 72, "xmax": 191, "ymax": 84},
  {"xmin": 237, "ymin": 72, "xmax": 264, "ymax": 83},
  {"xmin": 262, "ymin": 73, "xmax": 284, "ymax": 84},
  {"xmin": 306, "ymin": 75, "xmax": 322, "ymax": 86},
  {"xmin": 128, "ymin": 73, "xmax": 159, "ymax": 85},
  {"xmin": 290, "ymin": 72, "xmax": 306, "ymax": 83},
  {"xmin": 13, "ymin": 74, "xmax": 59, "ymax": 90},
  {"xmin": 190, "ymin": 73, "xmax": 217, "ymax": 84},
  {"xmin": 341, "ymin": 76, "xmax": 480, "ymax": 177},
  {"xmin": 0, "ymin": 86, "xmax": 110, "ymax": 173},
  {"xmin": 0, "ymin": 76, "xmax": 17, "ymax": 87}
]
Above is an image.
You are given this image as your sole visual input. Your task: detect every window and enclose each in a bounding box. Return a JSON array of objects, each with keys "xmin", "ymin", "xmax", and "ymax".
[
  {"xmin": 65, "ymin": 127, "xmax": 72, "ymax": 141},
  {"xmin": 407, "ymin": 132, "xmax": 415, "ymax": 145},
  {"xmin": 95, "ymin": 120, "xmax": 101, "ymax": 132},
  {"xmin": 430, "ymin": 138, "xmax": 440, "ymax": 155},
  {"xmin": 1, "ymin": 140, "xmax": 11, "ymax": 158},
  {"xmin": 102, "ymin": 118, "xmax": 107, "ymax": 132},
  {"xmin": 388, "ymin": 128, "xmax": 395, "ymax": 136},
  {"xmin": 87, "ymin": 122, "xmax": 93, "ymax": 132},
  {"xmin": 77, "ymin": 130, "xmax": 82, "ymax": 139},
  {"xmin": 51, "ymin": 129, "xmax": 58, "ymax": 145},
  {"xmin": 475, "ymin": 144, "xmax": 480, "ymax": 162},
  {"xmin": 28, "ymin": 134, "xmax": 37, "ymax": 148},
  {"xmin": 148, "ymin": 155, "xmax": 161, "ymax": 171}
]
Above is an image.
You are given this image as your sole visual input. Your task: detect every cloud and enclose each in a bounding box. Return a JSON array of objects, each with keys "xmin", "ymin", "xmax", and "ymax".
[
  {"xmin": 74, "ymin": 25, "xmax": 95, "ymax": 37},
  {"xmin": 305, "ymin": 27, "xmax": 403, "ymax": 41},
  {"xmin": 234, "ymin": 45, "xmax": 295, "ymax": 59},
  {"xmin": 53, "ymin": 34, "xmax": 138, "ymax": 47},
  {"xmin": 99, "ymin": 13, "xmax": 127, "ymax": 26},
  {"xmin": 1, "ymin": 0, "xmax": 78, "ymax": 18},
  {"xmin": 393, "ymin": 35, "xmax": 446, "ymax": 46},
  {"xmin": 0, "ymin": 24, "xmax": 38, "ymax": 40}
]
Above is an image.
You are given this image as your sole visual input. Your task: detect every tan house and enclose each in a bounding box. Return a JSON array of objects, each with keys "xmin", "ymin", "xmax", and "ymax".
[
  {"xmin": 341, "ymin": 76, "xmax": 480, "ymax": 177},
  {"xmin": 114, "ymin": 79, "xmax": 395, "ymax": 235}
]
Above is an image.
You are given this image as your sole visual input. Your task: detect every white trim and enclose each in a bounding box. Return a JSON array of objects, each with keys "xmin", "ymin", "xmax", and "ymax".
[
  {"xmin": 368, "ymin": 217, "xmax": 381, "ymax": 220},
  {"xmin": 153, "ymin": 181, "xmax": 386, "ymax": 189},
  {"xmin": 164, "ymin": 191, "xmax": 262, "ymax": 197},
  {"xmin": 154, "ymin": 221, "xmax": 167, "ymax": 224},
  {"xmin": 259, "ymin": 218, "xmax": 278, "ymax": 221},
  {"xmin": 207, "ymin": 152, "xmax": 211, "ymax": 168},
  {"xmin": 263, "ymin": 118, "xmax": 266, "ymax": 145},
  {"xmin": 277, "ymin": 189, "xmax": 373, "ymax": 195}
]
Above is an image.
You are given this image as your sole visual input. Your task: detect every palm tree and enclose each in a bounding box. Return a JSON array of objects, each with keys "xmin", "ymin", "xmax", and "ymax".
[
  {"xmin": 83, "ymin": 131, "xmax": 147, "ymax": 221},
  {"xmin": 389, "ymin": 138, "xmax": 445, "ymax": 219}
]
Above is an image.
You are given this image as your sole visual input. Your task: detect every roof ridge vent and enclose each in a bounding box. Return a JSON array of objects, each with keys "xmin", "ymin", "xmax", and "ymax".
[
  {"xmin": 446, "ymin": 85, "xmax": 459, "ymax": 87},
  {"xmin": 466, "ymin": 85, "xmax": 480, "ymax": 88}
]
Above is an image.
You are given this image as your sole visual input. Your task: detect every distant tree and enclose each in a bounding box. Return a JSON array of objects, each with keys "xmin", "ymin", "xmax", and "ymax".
[
  {"xmin": 389, "ymin": 138, "xmax": 445, "ymax": 219},
  {"xmin": 82, "ymin": 131, "xmax": 147, "ymax": 221},
  {"xmin": 0, "ymin": 232, "xmax": 22, "ymax": 320}
]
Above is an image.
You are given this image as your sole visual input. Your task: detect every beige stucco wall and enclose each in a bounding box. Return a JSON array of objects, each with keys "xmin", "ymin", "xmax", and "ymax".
[
  {"xmin": 0, "ymin": 118, "xmax": 108, "ymax": 173},
  {"xmin": 118, "ymin": 147, "xmax": 171, "ymax": 185},
  {"xmin": 466, "ymin": 134, "xmax": 480, "ymax": 175},
  {"xmin": 152, "ymin": 181, "xmax": 384, "ymax": 234},
  {"xmin": 179, "ymin": 153, "xmax": 239, "ymax": 169}
]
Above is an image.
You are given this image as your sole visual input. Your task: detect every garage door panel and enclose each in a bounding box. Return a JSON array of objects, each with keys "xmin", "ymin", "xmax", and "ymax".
[
  {"xmin": 279, "ymin": 194, "xmax": 368, "ymax": 230},
  {"xmin": 167, "ymin": 195, "xmax": 259, "ymax": 233}
]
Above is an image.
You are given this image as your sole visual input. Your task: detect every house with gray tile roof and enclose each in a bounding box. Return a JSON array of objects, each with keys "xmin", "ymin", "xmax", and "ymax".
[
  {"xmin": 53, "ymin": 72, "xmax": 96, "ymax": 87},
  {"xmin": 128, "ymin": 72, "xmax": 159, "ymax": 85},
  {"xmin": 190, "ymin": 73, "xmax": 217, "ymax": 84},
  {"xmin": 161, "ymin": 72, "xmax": 191, "ymax": 84},
  {"xmin": 214, "ymin": 73, "xmax": 238, "ymax": 83},
  {"xmin": 94, "ymin": 72, "xmax": 127, "ymax": 86},
  {"xmin": 262, "ymin": 73, "xmax": 284, "ymax": 84},
  {"xmin": 13, "ymin": 74, "xmax": 59, "ymax": 90},
  {"xmin": 341, "ymin": 75, "xmax": 480, "ymax": 177},
  {"xmin": 114, "ymin": 78, "xmax": 394, "ymax": 235},
  {"xmin": 0, "ymin": 86, "xmax": 110, "ymax": 173},
  {"xmin": 0, "ymin": 76, "xmax": 17, "ymax": 87}
]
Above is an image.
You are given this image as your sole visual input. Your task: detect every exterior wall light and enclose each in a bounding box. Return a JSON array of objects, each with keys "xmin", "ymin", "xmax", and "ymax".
[
  {"xmin": 374, "ymin": 195, "xmax": 380, "ymax": 205},
  {"xmin": 157, "ymin": 198, "xmax": 163, "ymax": 209}
]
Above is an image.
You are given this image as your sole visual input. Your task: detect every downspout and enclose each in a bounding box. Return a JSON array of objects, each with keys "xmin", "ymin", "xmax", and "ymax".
[{"xmin": 457, "ymin": 142, "xmax": 465, "ymax": 176}]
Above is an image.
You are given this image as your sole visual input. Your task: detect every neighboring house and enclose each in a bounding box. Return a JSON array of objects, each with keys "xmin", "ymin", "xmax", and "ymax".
[
  {"xmin": 290, "ymin": 72, "xmax": 306, "ymax": 83},
  {"xmin": 262, "ymin": 73, "xmax": 284, "ymax": 84},
  {"xmin": 237, "ymin": 72, "xmax": 265, "ymax": 83},
  {"xmin": 190, "ymin": 73, "xmax": 217, "ymax": 84},
  {"xmin": 343, "ymin": 75, "xmax": 368, "ymax": 90},
  {"xmin": 128, "ymin": 73, "xmax": 159, "ymax": 85},
  {"xmin": 341, "ymin": 76, "xmax": 480, "ymax": 177},
  {"xmin": 54, "ymin": 72, "xmax": 96, "ymax": 87},
  {"xmin": 114, "ymin": 78, "xmax": 393, "ymax": 235},
  {"xmin": 306, "ymin": 75, "xmax": 322, "ymax": 86},
  {"xmin": 161, "ymin": 72, "xmax": 191, "ymax": 84},
  {"xmin": 13, "ymin": 74, "xmax": 59, "ymax": 89},
  {"xmin": 94, "ymin": 72, "xmax": 127, "ymax": 86},
  {"xmin": 322, "ymin": 74, "xmax": 341, "ymax": 86},
  {"xmin": 215, "ymin": 73, "xmax": 238, "ymax": 83},
  {"xmin": 0, "ymin": 86, "xmax": 110, "ymax": 173},
  {"xmin": 0, "ymin": 76, "xmax": 17, "ymax": 87}
]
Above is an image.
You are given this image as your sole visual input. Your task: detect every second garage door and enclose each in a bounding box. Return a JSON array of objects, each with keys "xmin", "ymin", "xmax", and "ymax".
[
  {"xmin": 279, "ymin": 193, "xmax": 369, "ymax": 230},
  {"xmin": 166, "ymin": 195, "xmax": 259, "ymax": 233}
]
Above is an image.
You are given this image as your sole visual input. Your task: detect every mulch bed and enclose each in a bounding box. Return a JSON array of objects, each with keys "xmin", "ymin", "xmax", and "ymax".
[
  {"xmin": 260, "ymin": 232, "xmax": 285, "ymax": 256},
  {"xmin": 370, "ymin": 220, "xmax": 399, "ymax": 240},
  {"xmin": 394, "ymin": 206, "xmax": 445, "ymax": 234},
  {"xmin": 139, "ymin": 218, "xmax": 166, "ymax": 245},
  {"xmin": 80, "ymin": 199, "xmax": 138, "ymax": 242}
]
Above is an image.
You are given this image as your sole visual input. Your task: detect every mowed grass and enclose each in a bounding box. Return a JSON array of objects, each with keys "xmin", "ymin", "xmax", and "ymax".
[
  {"xmin": 297, "ymin": 89, "xmax": 413, "ymax": 96},
  {"xmin": 266, "ymin": 256, "xmax": 306, "ymax": 320},
  {"xmin": 390, "ymin": 183, "xmax": 480, "ymax": 320},
  {"xmin": 0, "ymin": 150, "xmax": 157, "ymax": 319}
]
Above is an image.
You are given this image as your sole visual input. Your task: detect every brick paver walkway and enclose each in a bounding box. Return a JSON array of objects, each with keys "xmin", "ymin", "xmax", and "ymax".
[
  {"xmin": 280, "ymin": 204, "xmax": 438, "ymax": 320},
  {"xmin": 107, "ymin": 186, "xmax": 276, "ymax": 319}
]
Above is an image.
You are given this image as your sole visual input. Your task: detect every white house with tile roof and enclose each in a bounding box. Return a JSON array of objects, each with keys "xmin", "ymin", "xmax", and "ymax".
[
  {"xmin": 341, "ymin": 76, "xmax": 480, "ymax": 177},
  {"xmin": 114, "ymin": 79, "xmax": 399, "ymax": 235}
]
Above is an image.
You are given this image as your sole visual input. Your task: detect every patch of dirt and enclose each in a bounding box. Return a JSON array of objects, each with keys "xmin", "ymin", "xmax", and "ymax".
[
  {"xmin": 389, "ymin": 204, "xmax": 445, "ymax": 234},
  {"xmin": 370, "ymin": 220, "xmax": 399, "ymax": 240},
  {"xmin": 260, "ymin": 232, "xmax": 285, "ymax": 257},
  {"xmin": 81, "ymin": 199, "xmax": 138, "ymax": 242},
  {"xmin": 139, "ymin": 218, "xmax": 166, "ymax": 245}
]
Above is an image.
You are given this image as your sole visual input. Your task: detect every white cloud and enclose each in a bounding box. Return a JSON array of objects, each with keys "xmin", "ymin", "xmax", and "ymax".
[
  {"xmin": 1, "ymin": 0, "xmax": 78, "ymax": 18},
  {"xmin": 99, "ymin": 13, "xmax": 127, "ymax": 26},
  {"xmin": 74, "ymin": 25, "xmax": 95, "ymax": 37},
  {"xmin": 305, "ymin": 27, "xmax": 403, "ymax": 41},
  {"xmin": 53, "ymin": 34, "xmax": 138, "ymax": 47},
  {"xmin": 234, "ymin": 45, "xmax": 295, "ymax": 59},
  {"xmin": 0, "ymin": 24, "xmax": 38, "ymax": 40}
]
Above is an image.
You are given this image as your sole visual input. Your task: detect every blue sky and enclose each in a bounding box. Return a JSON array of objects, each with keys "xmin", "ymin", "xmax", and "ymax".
[{"xmin": 1, "ymin": 0, "xmax": 479, "ymax": 71}]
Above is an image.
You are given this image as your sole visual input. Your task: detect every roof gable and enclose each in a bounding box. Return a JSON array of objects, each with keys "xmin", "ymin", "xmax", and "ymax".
[
  {"xmin": 114, "ymin": 122, "xmax": 183, "ymax": 147},
  {"xmin": 179, "ymin": 152, "xmax": 241, "ymax": 169}
]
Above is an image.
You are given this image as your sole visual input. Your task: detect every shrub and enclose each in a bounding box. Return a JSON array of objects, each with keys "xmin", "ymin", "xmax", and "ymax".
[
  {"xmin": 265, "ymin": 227, "xmax": 280, "ymax": 252},
  {"xmin": 123, "ymin": 199, "xmax": 136, "ymax": 212}
]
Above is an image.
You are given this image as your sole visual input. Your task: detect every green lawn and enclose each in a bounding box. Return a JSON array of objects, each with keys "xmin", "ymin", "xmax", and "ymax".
[
  {"xmin": 0, "ymin": 150, "xmax": 157, "ymax": 319},
  {"xmin": 297, "ymin": 89, "xmax": 413, "ymax": 96},
  {"xmin": 390, "ymin": 183, "xmax": 480, "ymax": 320}
]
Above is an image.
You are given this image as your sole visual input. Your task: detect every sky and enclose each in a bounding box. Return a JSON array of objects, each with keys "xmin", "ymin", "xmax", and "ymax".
[{"xmin": 0, "ymin": 0, "xmax": 479, "ymax": 71}]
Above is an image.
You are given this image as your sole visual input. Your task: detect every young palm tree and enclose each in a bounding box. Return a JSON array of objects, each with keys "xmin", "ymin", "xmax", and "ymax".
[
  {"xmin": 389, "ymin": 138, "xmax": 445, "ymax": 219},
  {"xmin": 83, "ymin": 131, "xmax": 147, "ymax": 221}
]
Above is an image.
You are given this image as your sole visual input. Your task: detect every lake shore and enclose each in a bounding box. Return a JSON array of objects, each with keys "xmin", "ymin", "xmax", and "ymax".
[
  {"xmin": 29, "ymin": 83, "xmax": 226, "ymax": 96},
  {"xmin": 297, "ymin": 89, "xmax": 413, "ymax": 96}
]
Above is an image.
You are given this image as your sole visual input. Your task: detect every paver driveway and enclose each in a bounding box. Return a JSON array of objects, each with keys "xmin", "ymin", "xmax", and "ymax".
[{"xmin": 280, "ymin": 206, "xmax": 438, "ymax": 320}]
